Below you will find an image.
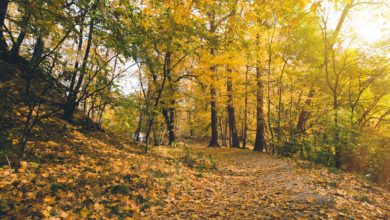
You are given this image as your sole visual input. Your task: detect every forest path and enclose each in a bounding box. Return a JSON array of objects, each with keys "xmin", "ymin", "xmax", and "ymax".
[{"xmin": 150, "ymin": 143, "xmax": 390, "ymax": 219}]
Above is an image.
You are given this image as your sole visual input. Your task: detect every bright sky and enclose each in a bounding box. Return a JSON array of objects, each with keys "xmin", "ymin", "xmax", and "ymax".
[
  {"xmin": 327, "ymin": 1, "xmax": 390, "ymax": 48},
  {"xmin": 117, "ymin": 64, "xmax": 140, "ymax": 95},
  {"xmin": 348, "ymin": 3, "xmax": 389, "ymax": 44}
]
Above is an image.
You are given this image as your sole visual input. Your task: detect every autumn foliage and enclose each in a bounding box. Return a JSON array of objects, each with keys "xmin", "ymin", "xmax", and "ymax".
[{"xmin": 0, "ymin": 0, "xmax": 390, "ymax": 218}]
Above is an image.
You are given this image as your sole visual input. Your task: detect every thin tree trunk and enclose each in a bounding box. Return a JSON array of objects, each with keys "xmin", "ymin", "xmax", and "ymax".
[
  {"xmin": 97, "ymin": 102, "xmax": 106, "ymax": 126},
  {"xmin": 226, "ymin": 67, "xmax": 240, "ymax": 148},
  {"xmin": 135, "ymin": 110, "xmax": 144, "ymax": 142},
  {"xmin": 226, "ymin": 112, "xmax": 231, "ymax": 147},
  {"xmin": 219, "ymin": 115, "xmax": 226, "ymax": 146},
  {"xmin": 153, "ymin": 121, "xmax": 159, "ymax": 146},
  {"xmin": 63, "ymin": 14, "xmax": 95, "ymax": 122},
  {"xmin": 187, "ymin": 110, "xmax": 193, "ymax": 138},
  {"xmin": 144, "ymin": 50, "xmax": 170, "ymax": 152},
  {"xmin": 31, "ymin": 36, "xmax": 44, "ymax": 67},
  {"xmin": 243, "ymin": 65, "xmax": 249, "ymax": 149},
  {"xmin": 296, "ymin": 88, "xmax": 315, "ymax": 133},
  {"xmin": 276, "ymin": 60, "xmax": 287, "ymax": 148},
  {"xmin": 266, "ymin": 40, "xmax": 274, "ymax": 152},
  {"xmin": 334, "ymin": 93, "xmax": 341, "ymax": 168},
  {"xmin": 66, "ymin": 14, "xmax": 86, "ymax": 107},
  {"xmin": 324, "ymin": 0, "xmax": 355, "ymax": 168}
]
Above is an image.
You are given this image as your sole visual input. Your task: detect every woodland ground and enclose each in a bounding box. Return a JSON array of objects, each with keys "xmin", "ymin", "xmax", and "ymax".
[{"xmin": 0, "ymin": 119, "xmax": 389, "ymax": 219}]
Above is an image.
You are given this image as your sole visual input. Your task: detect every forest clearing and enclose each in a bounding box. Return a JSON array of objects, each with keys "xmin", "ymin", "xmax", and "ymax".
[{"xmin": 1, "ymin": 0, "xmax": 390, "ymax": 219}]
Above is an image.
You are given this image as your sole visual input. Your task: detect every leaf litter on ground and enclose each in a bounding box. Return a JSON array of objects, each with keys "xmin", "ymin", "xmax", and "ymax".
[{"xmin": 0, "ymin": 119, "xmax": 389, "ymax": 219}]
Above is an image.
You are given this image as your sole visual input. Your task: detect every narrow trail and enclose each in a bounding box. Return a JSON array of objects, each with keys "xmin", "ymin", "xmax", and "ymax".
[
  {"xmin": 151, "ymin": 144, "xmax": 390, "ymax": 219},
  {"xmin": 1, "ymin": 127, "xmax": 389, "ymax": 219}
]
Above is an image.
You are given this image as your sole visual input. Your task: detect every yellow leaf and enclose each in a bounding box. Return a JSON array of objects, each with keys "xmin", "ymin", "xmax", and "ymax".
[
  {"xmin": 80, "ymin": 206, "xmax": 90, "ymax": 217},
  {"xmin": 94, "ymin": 202, "xmax": 104, "ymax": 211},
  {"xmin": 180, "ymin": 195, "xmax": 190, "ymax": 202},
  {"xmin": 44, "ymin": 196, "xmax": 56, "ymax": 204},
  {"xmin": 123, "ymin": 205, "xmax": 131, "ymax": 211},
  {"xmin": 26, "ymin": 192, "xmax": 37, "ymax": 199},
  {"xmin": 42, "ymin": 206, "xmax": 53, "ymax": 217},
  {"xmin": 139, "ymin": 174, "xmax": 148, "ymax": 179},
  {"xmin": 310, "ymin": 2, "xmax": 319, "ymax": 12},
  {"xmin": 59, "ymin": 210, "xmax": 69, "ymax": 218}
]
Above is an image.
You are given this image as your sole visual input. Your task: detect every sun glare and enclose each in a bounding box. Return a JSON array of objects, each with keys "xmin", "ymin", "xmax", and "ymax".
[{"xmin": 348, "ymin": 5, "xmax": 390, "ymax": 44}]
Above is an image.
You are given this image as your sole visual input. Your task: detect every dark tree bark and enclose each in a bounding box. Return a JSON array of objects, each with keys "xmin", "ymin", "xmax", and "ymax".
[
  {"xmin": 10, "ymin": 8, "xmax": 31, "ymax": 59},
  {"xmin": 226, "ymin": 67, "xmax": 240, "ymax": 148},
  {"xmin": 208, "ymin": 14, "xmax": 219, "ymax": 147},
  {"xmin": 160, "ymin": 48, "xmax": 177, "ymax": 147},
  {"xmin": 254, "ymin": 65, "xmax": 266, "ymax": 151},
  {"xmin": 276, "ymin": 59, "xmax": 288, "ymax": 148},
  {"xmin": 254, "ymin": 34, "xmax": 266, "ymax": 151},
  {"xmin": 152, "ymin": 122, "xmax": 159, "ymax": 146},
  {"xmin": 144, "ymin": 73, "xmax": 167, "ymax": 153},
  {"xmin": 219, "ymin": 115, "xmax": 227, "ymax": 146},
  {"xmin": 334, "ymin": 96, "xmax": 341, "ymax": 169},
  {"xmin": 0, "ymin": 0, "xmax": 9, "ymax": 59},
  {"xmin": 187, "ymin": 110, "xmax": 194, "ymax": 138},
  {"xmin": 162, "ymin": 106, "xmax": 176, "ymax": 146},
  {"xmin": 242, "ymin": 66, "xmax": 249, "ymax": 149},
  {"xmin": 31, "ymin": 36, "xmax": 44, "ymax": 67},
  {"xmin": 208, "ymin": 47, "xmax": 219, "ymax": 147},
  {"xmin": 296, "ymin": 88, "xmax": 315, "ymax": 133},
  {"xmin": 144, "ymin": 49, "xmax": 171, "ymax": 153},
  {"xmin": 97, "ymin": 101, "xmax": 107, "ymax": 126},
  {"xmin": 63, "ymin": 13, "xmax": 95, "ymax": 122},
  {"xmin": 206, "ymin": 6, "xmax": 235, "ymax": 147},
  {"xmin": 209, "ymin": 78, "xmax": 219, "ymax": 147}
]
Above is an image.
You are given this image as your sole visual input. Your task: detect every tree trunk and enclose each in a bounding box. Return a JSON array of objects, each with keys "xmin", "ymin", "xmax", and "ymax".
[
  {"xmin": 334, "ymin": 92, "xmax": 341, "ymax": 169},
  {"xmin": 153, "ymin": 121, "xmax": 159, "ymax": 146},
  {"xmin": 226, "ymin": 67, "xmax": 240, "ymax": 148},
  {"xmin": 266, "ymin": 40, "xmax": 274, "ymax": 152},
  {"xmin": 97, "ymin": 102, "xmax": 106, "ymax": 126},
  {"xmin": 208, "ymin": 16, "xmax": 219, "ymax": 147},
  {"xmin": 63, "ymin": 15, "xmax": 95, "ymax": 122},
  {"xmin": 254, "ymin": 34, "xmax": 266, "ymax": 151},
  {"xmin": 168, "ymin": 107, "xmax": 176, "ymax": 145},
  {"xmin": 0, "ymin": 0, "xmax": 9, "ymax": 59},
  {"xmin": 243, "ymin": 66, "xmax": 249, "ymax": 149},
  {"xmin": 209, "ymin": 81, "xmax": 219, "ymax": 147},
  {"xmin": 219, "ymin": 115, "xmax": 226, "ymax": 146},
  {"xmin": 276, "ymin": 60, "xmax": 287, "ymax": 148},
  {"xmin": 135, "ymin": 110, "xmax": 144, "ymax": 142},
  {"xmin": 10, "ymin": 7, "xmax": 32, "ymax": 59},
  {"xmin": 162, "ymin": 107, "xmax": 176, "ymax": 146},
  {"xmin": 296, "ymin": 88, "xmax": 315, "ymax": 133},
  {"xmin": 144, "ymin": 62, "xmax": 169, "ymax": 153},
  {"xmin": 330, "ymin": 1, "xmax": 358, "ymax": 167},
  {"xmin": 322, "ymin": 1, "xmax": 354, "ymax": 168},
  {"xmin": 187, "ymin": 110, "xmax": 193, "ymax": 138},
  {"xmin": 31, "ymin": 36, "xmax": 44, "ymax": 67}
]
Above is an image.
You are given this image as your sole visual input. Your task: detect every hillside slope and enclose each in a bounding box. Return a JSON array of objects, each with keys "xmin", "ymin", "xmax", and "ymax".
[{"xmin": 0, "ymin": 119, "xmax": 389, "ymax": 219}]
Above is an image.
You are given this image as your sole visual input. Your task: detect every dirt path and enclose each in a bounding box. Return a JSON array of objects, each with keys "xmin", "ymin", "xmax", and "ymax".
[
  {"xmin": 150, "ymin": 145, "xmax": 390, "ymax": 219},
  {"xmin": 1, "ymin": 126, "xmax": 389, "ymax": 219}
]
